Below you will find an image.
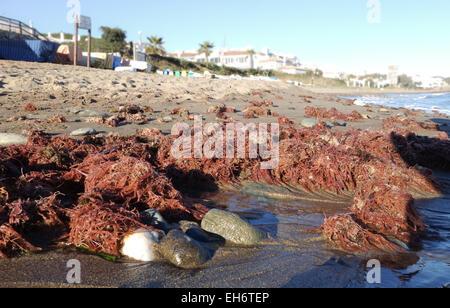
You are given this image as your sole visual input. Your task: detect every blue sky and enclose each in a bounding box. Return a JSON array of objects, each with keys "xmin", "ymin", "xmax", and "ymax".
[{"xmin": 2, "ymin": 0, "xmax": 450, "ymax": 76}]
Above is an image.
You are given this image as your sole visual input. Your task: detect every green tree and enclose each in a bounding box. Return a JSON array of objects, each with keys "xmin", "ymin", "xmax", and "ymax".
[
  {"xmin": 398, "ymin": 74, "xmax": 417, "ymax": 88},
  {"xmin": 198, "ymin": 41, "xmax": 214, "ymax": 63},
  {"xmin": 146, "ymin": 36, "xmax": 166, "ymax": 55},
  {"xmin": 314, "ymin": 69, "xmax": 323, "ymax": 77},
  {"xmin": 100, "ymin": 26, "xmax": 127, "ymax": 53},
  {"xmin": 247, "ymin": 49, "xmax": 256, "ymax": 69}
]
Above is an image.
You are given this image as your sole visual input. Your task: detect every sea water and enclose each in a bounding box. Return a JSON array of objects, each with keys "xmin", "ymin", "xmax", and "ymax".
[{"xmin": 342, "ymin": 92, "xmax": 450, "ymax": 116}]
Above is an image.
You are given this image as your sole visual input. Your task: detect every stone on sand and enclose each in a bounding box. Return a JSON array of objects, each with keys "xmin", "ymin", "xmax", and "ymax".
[
  {"xmin": 301, "ymin": 118, "xmax": 319, "ymax": 128},
  {"xmin": 0, "ymin": 133, "xmax": 29, "ymax": 147},
  {"xmin": 140, "ymin": 209, "xmax": 170, "ymax": 233},
  {"xmin": 201, "ymin": 209, "xmax": 267, "ymax": 245},
  {"xmin": 353, "ymin": 100, "xmax": 367, "ymax": 107},
  {"xmin": 70, "ymin": 128, "xmax": 97, "ymax": 136},
  {"xmin": 179, "ymin": 221, "xmax": 225, "ymax": 244},
  {"xmin": 74, "ymin": 110, "xmax": 110, "ymax": 118},
  {"xmin": 121, "ymin": 228, "xmax": 160, "ymax": 262},
  {"xmin": 158, "ymin": 230, "xmax": 210, "ymax": 269}
]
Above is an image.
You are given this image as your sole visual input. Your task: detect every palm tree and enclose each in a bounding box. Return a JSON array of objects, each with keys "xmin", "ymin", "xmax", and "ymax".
[
  {"xmin": 247, "ymin": 49, "xmax": 256, "ymax": 69},
  {"xmin": 146, "ymin": 36, "xmax": 165, "ymax": 55},
  {"xmin": 198, "ymin": 41, "xmax": 214, "ymax": 63}
]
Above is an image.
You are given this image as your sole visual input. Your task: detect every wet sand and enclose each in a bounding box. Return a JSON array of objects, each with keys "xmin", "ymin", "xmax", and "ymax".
[{"xmin": 0, "ymin": 60, "xmax": 449, "ymax": 288}]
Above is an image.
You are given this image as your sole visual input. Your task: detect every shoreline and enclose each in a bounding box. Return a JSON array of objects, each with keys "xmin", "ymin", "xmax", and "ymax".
[{"xmin": 305, "ymin": 86, "xmax": 450, "ymax": 97}]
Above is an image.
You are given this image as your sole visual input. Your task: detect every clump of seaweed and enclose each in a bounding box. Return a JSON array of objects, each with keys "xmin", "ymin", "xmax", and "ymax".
[
  {"xmin": 305, "ymin": 106, "xmax": 363, "ymax": 122},
  {"xmin": 352, "ymin": 181, "xmax": 425, "ymax": 245},
  {"xmin": 383, "ymin": 116, "xmax": 440, "ymax": 133},
  {"xmin": 67, "ymin": 194, "xmax": 158, "ymax": 257},
  {"xmin": 243, "ymin": 106, "xmax": 272, "ymax": 118},
  {"xmin": 321, "ymin": 214, "xmax": 405, "ymax": 254},
  {"xmin": 24, "ymin": 104, "xmax": 38, "ymax": 112},
  {"xmin": 0, "ymin": 223, "xmax": 39, "ymax": 258}
]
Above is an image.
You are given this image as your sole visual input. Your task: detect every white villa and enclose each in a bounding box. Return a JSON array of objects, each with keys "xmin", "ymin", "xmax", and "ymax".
[{"xmin": 167, "ymin": 47, "xmax": 304, "ymax": 73}]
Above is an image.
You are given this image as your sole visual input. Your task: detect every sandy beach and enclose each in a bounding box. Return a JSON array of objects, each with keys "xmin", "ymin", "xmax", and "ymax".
[
  {"xmin": 0, "ymin": 61, "xmax": 447, "ymax": 139},
  {"xmin": 0, "ymin": 60, "xmax": 449, "ymax": 288}
]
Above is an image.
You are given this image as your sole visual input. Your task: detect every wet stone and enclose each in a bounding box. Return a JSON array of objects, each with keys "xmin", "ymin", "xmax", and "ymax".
[
  {"xmin": 140, "ymin": 209, "xmax": 170, "ymax": 233},
  {"xmin": 0, "ymin": 133, "xmax": 29, "ymax": 147},
  {"xmin": 179, "ymin": 221, "xmax": 225, "ymax": 245},
  {"xmin": 201, "ymin": 209, "xmax": 267, "ymax": 246},
  {"xmin": 158, "ymin": 230, "xmax": 211, "ymax": 269}
]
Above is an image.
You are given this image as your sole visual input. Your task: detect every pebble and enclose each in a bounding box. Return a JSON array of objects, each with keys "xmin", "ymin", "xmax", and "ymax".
[
  {"xmin": 362, "ymin": 114, "xmax": 371, "ymax": 119},
  {"xmin": 201, "ymin": 209, "xmax": 267, "ymax": 245},
  {"xmin": 73, "ymin": 110, "xmax": 110, "ymax": 118},
  {"xmin": 120, "ymin": 229, "xmax": 160, "ymax": 262},
  {"xmin": 334, "ymin": 120, "xmax": 347, "ymax": 127},
  {"xmin": 140, "ymin": 209, "xmax": 170, "ymax": 233},
  {"xmin": 0, "ymin": 133, "xmax": 29, "ymax": 147},
  {"xmin": 353, "ymin": 100, "xmax": 367, "ymax": 107},
  {"xmin": 158, "ymin": 230, "xmax": 210, "ymax": 269},
  {"xmin": 179, "ymin": 221, "xmax": 225, "ymax": 244},
  {"xmin": 301, "ymin": 118, "xmax": 319, "ymax": 128},
  {"xmin": 70, "ymin": 127, "xmax": 97, "ymax": 136}
]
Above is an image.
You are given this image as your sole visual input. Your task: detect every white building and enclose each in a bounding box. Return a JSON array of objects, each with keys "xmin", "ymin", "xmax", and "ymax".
[
  {"xmin": 278, "ymin": 65, "xmax": 310, "ymax": 75},
  {"xmin": 167, "ymin": 47, "xmax": 301, "ymax": 72},
  {"xmin": 412, "ymin": 75, "xmax": 447, "ymax": 89}
]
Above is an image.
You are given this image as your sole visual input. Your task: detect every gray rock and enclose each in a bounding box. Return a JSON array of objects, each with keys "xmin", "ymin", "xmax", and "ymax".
[
  {"xmin": 335, "ymin": 120, "xmax": 347, "ymax": 127},
  {"xmin": 396, "ymin": 112, "xmax": 408, "ymax": 117},
  {"xmin": 179, "ymin": 221, "xmax": 225, "ymax": 244},
  {"xmin": 0, "ymin": 133, "xmax": 28, "ymax": 147},
  {"xmin": 201, "ymin": 209, "xmax": 267, "ymax": 246},
  {"xmin": 326, "ymin": 122, "xmax": 335, "ymax": 129},
  {"xmin": 301, "ymin": 118, "xmax": 319, "ymax": 128},
  {"xmin": 140, "ymin": 209, "xmax": 170, "ymax": 233},
  {"xmin": 353, "ymin": 100, "xmax": 367, "ymax": 107},
  {"xmin": 157, "ymin": 230, "xmax": 210, "ymax": 269},
  {"xmin": 162, "ymin": 116, "xmax": 173, "ymax": 123},
  {"xmin": 74, "ymin": 110, "xmax": 110, "ymax": 118},
  {"xmin": 70, "ymin": 128, "xmax": 97, "ymax": 136}
]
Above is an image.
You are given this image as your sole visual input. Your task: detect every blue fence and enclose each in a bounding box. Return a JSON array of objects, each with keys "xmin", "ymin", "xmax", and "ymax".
[{"xmin": 0, "ymin": 40, "xmax": 60, "ymax": 63}]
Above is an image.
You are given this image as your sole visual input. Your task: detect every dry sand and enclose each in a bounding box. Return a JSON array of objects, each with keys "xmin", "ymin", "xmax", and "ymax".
[{"xmin": 0, "ymin": 60, "xmax": 445, "ymax": 139}]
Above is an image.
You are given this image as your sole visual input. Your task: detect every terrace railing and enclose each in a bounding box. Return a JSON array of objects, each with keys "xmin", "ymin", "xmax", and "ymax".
[{"xmin": 0, "ymin": 16, "xmax": 48, "ymax": 41}]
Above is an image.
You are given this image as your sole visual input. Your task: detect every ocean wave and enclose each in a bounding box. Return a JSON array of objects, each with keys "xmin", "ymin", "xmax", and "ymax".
[{"xmin": 340, "ymin": 93, "xmax": 450, "ymax": 116}]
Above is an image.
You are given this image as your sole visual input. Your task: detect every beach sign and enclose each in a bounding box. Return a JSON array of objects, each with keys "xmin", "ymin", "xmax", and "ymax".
[
  {"xmin": 78, "ymin": 15, "xmax": 91, "ymax": 30},
  {"xmin": 74, "ymin": 15, "xmax": 92, "ymax": 67}
]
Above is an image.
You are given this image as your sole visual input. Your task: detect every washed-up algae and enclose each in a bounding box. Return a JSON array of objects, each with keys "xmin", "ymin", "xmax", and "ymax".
[{"xmin": 0, "ymin": 121, "xmax": 448, "ymax": 258}]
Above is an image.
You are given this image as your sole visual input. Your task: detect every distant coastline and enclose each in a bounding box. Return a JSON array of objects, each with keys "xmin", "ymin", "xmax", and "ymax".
[{"xmin": 305, "ymin": 86, "xmax": 450, "ymax": 97}]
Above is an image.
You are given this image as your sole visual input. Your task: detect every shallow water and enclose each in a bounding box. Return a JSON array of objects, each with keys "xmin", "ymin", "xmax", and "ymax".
[
  {"xmin": 204, "ymin": 181, "xmax": 450, "ymax": 288},
  {"xmin": 341, "ymin": 92, "xmax": 450, "ymax": 116}
]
